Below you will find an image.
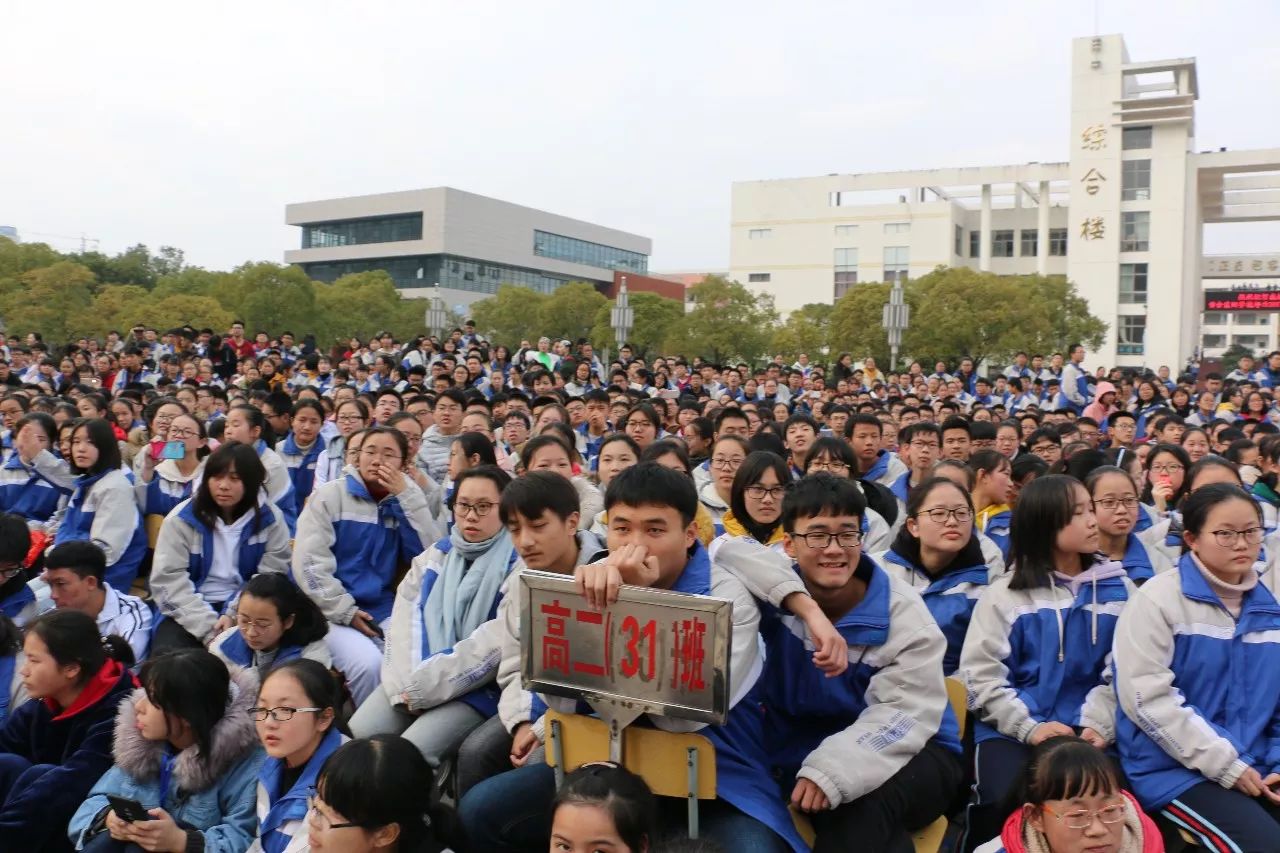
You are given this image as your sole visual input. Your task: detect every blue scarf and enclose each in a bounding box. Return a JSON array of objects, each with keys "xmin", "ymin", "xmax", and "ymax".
[{"xmin": 425, "ymin": 525, "xmax": 515, "ymax": 653}]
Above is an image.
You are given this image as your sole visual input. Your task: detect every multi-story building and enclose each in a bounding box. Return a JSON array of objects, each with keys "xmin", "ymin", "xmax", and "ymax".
[
  {"xmin": 730, "ymin": 34, "xmax": 1280, "ymax": 369},
  {"xmin": 284, "ymin": 187, "xmax": 652, "ymax": 310}
]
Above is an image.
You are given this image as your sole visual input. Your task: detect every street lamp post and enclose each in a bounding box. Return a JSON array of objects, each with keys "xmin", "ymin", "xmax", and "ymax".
[
  {"xmin": 881, "ymin": 278, "xmax": 910, "ymax": 372},
  {"xmin": 425, "ymin": 283, "xmax": 448, "ymax": 340},
  {"xmin": 610, "ymin": 276, "xmax": 634, "ymax": 360}
]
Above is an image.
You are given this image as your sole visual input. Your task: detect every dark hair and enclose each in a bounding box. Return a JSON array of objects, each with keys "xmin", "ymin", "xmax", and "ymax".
[
  {"xmin": 521, "ymin": 433, "xmax": 574, "ymax": 470},
  {"xmin": 1084, "ymin": 465, "xmax": 1138, "ymax": 497},
  {"xmin": 1011, "ymin": 453, "xmax": 1050, "ymax": 484},
  {"xmin": 642, "ymin": 439, "xmax": 692, "ymax": 474},
  {"xmin": 239, "ymin": 572, "xmax": 328, "ymax": 649},
  {"xmin": 940, "ymin": 416, "xmax": 970, "ymax": 438},
  {"xmin": 448, "ymin": 465, "xmax": 512, "ymax": 514},
  {"xmin": 712, "ymin": 407, "xmax": 749, "ymax": 434},
  {"xmin": 970, "ymin": 449, "xmax": 1012, "ymax": 479},
  {"xmin": 1009, "ymin": 475, "xmax": 1091, "ymax": 590},
  {"xmin": 1185, "ymin": 455, "xmax": 1241, "ymax": 491},
  {"xmin": 844, "ymin": 413, "xmax": 883, "ymax": 438},
  {"xmin": 1223, "ymin": 439, "xmax": 1258, "ymax": 466},
  {"xmin": 905, "ymin": 475, "xmax": 974, "ymax": 519},
  {"xmin": 729, "ymin": 451, "xmax": 792, "ymax": 542},
  {"xmin": 259, "ymin": 658, "xmax": 344, "ymax": 733},
  {"xmin": 1182, "ymin": 482, "xmax": 1261, "ymax": 539},
  {"xmin": 1013, "ymin": 736, "xmax": 1122, "ymax": 812},
  {"xmin": 802, "ymin": 436, "xmax": 855, "ymax": 474},
  {"xmin": 44, "ymin": 540, "xmax": 106, "ymax": 583},
  {"xmin": 228, "ymin": 404, "xmax": 274, "ymax": 447},
  {"xmin": 553, "ymin": 763, "xmax": 657, "ymax": 853},
  {"xmin": 316, "ymin": 733, "xmax": 459, "ymax": 853},
  {"xmin": 780, "ymin": 472, "xmax": 866, "ymax": 532},
  {"xmin": 500, "ymin": 470, "xmax": 581, "ymax": 526},
  {"xmin": 605, "ymin": 462, "xmax": 698, "ymax": 528},
  {"xmin": 194, "ymin": 441, "xmax": 267, "ymax": 529},
  {"xmin": 13, "ymin": 411, "xmax": 57, "ymax": 446},
  {"xmin": 0, "ymin": 513, "xmax": 30, "ymax": 566},
  {"xmin": 453, "ymin": 432, "xmax": 497, "ymax": 468},
  {"xmin": 358, "ymin": 425, "xmax": 410, "ymax": 464},
  {"xmin": 597, "ymin": 432, "xmax": 641, "ymax": 461},
  {"xmin": 1058, "ymin": 449, "xmax": 1109, "ymax": 483},
  {"xmin": 0, "ymin": 613, "xmax": 19, "ymax": 657},
  {"xmin": 291, "ymin": 398, "xmax": 326, "ymax": 423},
  {"xmin": 139, "ymin": 649, "xmax": 230, "ymax": 765},
  {"xmin": 69, "ymin": 418, "xmax": 121, "ymax": 474},
  {"xmin": 541, "ymin": 422, "xmax": 584, "ymax": 464},
  {"xmin": 933, "ymin": 459, "xmax": 975, "ymax": 490},
  {"xmin": 26, "ymin": 609, "xmax": 132, "ymax": 685}
]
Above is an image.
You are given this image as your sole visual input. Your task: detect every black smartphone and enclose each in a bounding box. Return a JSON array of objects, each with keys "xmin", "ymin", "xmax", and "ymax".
[{"xmin": 107, "ymin": 795, "xmax": 152, "ymax": 823}]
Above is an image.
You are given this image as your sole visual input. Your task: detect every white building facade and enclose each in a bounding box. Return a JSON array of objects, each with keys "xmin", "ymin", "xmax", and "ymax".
[{"xmin": 730, "ymin": 34, "xmax": 1280, "ymax": 370}]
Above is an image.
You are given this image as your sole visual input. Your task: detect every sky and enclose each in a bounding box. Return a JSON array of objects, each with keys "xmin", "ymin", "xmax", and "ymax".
[{"xmin": 3, "ymin": 0, "xmax": 1278, "ymax": 272}]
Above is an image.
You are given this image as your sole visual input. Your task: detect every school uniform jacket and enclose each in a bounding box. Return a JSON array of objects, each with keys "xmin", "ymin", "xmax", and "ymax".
[
  {"xmin": 1114, "ymin": 553, "xmax": 1280, "ymax": 810},
  {"xmin": 960, "ymin": 564, "xmax": 1133, "ymax": 746},
  {"xmin": 255, "ymin": 441, "xmax": 299, "ymax": 535},
  {"xmin": 0, "ymin": 449, "xmax": 71, "ymax": 530},
  {"xmin": 276, "ymin": 434, "xmax": 326, "ymax": 506},
  {"xmin": 1115, "ymin": 532, "xmax": 1175, "ymax": 583},
  {"xmin": 292, "ymin": 472, "xmax": 441, "ymax": 626},
  {"xmin": 151, "ymin": 499, "xmax": 292, "ymax": 643},
  {"xmin": 864, "ymin": 450, "xmax": 909, "ymax": 490},
  {"xmin": 134, "ymin": 459, "xmax": 204, "ymax": 518},
  {"xmin": 53, "ymin": 468, "xmax": 148, "ymax": 592},
  {"xmin": 209, "ymin": 625, "xmax": 331, "ymax": 678},
  {"xmin": 381, "ymin": 536, "xmax": 520, "ymax": 716},
  {"xmin": 249, "ymin": 728, "xmax": 347, "ymax": 853}
]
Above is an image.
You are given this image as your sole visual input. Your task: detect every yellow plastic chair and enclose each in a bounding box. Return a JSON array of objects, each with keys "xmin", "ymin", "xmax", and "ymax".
[
  {"xmin": 545, "ymin": 709, "xmax": 716, "ymax": 838},
  {"xmin": 145, "ymin": 514, "xmax": 165, "ymax": 549}
]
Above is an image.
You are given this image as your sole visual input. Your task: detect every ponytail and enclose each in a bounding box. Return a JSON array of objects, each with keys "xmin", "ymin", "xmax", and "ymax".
[{"xmin": 27, "ymin": 610, "xmax": 131, "ymax": 682}]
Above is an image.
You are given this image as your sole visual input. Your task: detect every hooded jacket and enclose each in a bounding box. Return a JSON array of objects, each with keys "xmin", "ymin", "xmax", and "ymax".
[
  {"xmin": 973, "ymin": 790, "xmax": 1161, "ymax": 853},
  {"xmin": 961, "ymin": 558, "xmax": 1134, "ymax": 746},
  {"xmin": 418, "ymin": 425, "xmax": 460, "ymax": 485},
  {"xmin": 68, "ymin": 667, "xmax": 265, "ymax": 853},
  {"xmin": 0, "ymin": 449, "xmax": 72, "ymax": 530},
  {"xmin": 1083, "ymin": 381, "xmax": 1118, "ymax": 423},
  {"xmin": 135, "ymin": 458, "xmax": 204, "ymax": 518},
  {"xmin": 53, "ymin": 468, "xmax": 149, "ymax": 591},
  {"xmin": 0, "ymin": 659, "xmax": 136, "ymax": 852}
]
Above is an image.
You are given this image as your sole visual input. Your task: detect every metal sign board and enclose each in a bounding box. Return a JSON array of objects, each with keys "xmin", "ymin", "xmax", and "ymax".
[
  {"xmin": 1202, "ymin": 255, "xmax": 1280, "ymax": 279},
  {"xmin": 518, "ymin": 570, "xmax": 732, "ymax": 726}
]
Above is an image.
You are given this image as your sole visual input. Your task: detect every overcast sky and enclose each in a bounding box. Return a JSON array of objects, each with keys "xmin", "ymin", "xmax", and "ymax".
[{"xmin": 3, "ymin": 0, "xmax": 1278, "ymax": 272}]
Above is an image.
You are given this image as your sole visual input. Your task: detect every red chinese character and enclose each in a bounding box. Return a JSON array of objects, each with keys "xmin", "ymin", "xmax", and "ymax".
[
  {"xmin": 670, "ymin": 617, "xmax": 707, "ymax": 691},
  {"xmin": 619, "ymin": 615, "xmax": 657, "ymax": 681},
  {"xmin": 572, "ymin": 609, "xmax": 608, "ymax": 677},
  {"xmin": 541, "ymin": 599, "xmax": 571, "ymax": 675}
]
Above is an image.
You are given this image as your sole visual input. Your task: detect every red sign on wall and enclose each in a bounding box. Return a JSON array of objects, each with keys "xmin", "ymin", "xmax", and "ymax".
[{"xmin": 1204, "ymin": 289, "xmax": 1280, "ymax": 312}]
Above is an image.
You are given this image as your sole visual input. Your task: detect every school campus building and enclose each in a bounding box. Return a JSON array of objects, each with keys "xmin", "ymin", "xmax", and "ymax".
[{"xmin": 729, "ymin": 34, "xmax": 1280, "ymax": 370}]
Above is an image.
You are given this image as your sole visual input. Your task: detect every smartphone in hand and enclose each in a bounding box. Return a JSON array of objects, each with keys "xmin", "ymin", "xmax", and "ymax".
[{"xmin": 107, "ymin": 795, "xmax": 152, "ymax": 823}]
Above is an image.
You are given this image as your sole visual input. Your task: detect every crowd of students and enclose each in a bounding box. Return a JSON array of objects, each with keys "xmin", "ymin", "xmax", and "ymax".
[{"xmin": 0, "ymin": 322, "xmax": 1277, "ymax": 851}]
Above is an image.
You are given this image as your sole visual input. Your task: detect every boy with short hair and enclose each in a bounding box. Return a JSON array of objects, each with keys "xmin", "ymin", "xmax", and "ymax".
[{"xmin": 43, "ymin": 540, "xmax": 151, "ymax": 662}]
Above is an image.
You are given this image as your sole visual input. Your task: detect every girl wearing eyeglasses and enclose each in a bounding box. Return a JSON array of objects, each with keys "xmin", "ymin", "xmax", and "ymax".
[
  {"xmin": 721, "ymin": 451, "xmax": 791, "ymax": 550},
  {"xmin": 313, "ymin": 400, "xmax": 369, "ymax": 493},
  {"xmin": 210, "ymin": 572, "xmax": 330, "ymax": 677},
  {"xmin": 1114, "ymin": 482, "xmax": 1280, "ymax": 850},
  {"xmin": 959, "ymin": 475, "xmax": 1135, "ymax": 853},
  {"xmin": 136, "ymin": 412, "xmax": 210, "ymax": 519},
  {"xmin": 248, "ymin": 659, "xmax": 347, "ymax": 853},
  {"xmin": 293, "ymin": 426, "xmax": 442, "ymax": 708},
  {"xmin": 975, "ymin": 735, "xmax": 1160, "ymax": 853},
  {"xmin": 351, "ymin": 466, "xmax": 515, "ymax": 770},
  {"xmin": 1139, "ymin": 456, "xmax": 1243, "ymax": 567},
  {"xmin": 1085, "ymin": 467, "xmax": 1173, "ymax": 585},
  {"xmin": 1138, "ymin": 443, "xmax": 1191, "ymax": 520},
  {"xmin": 699, "ymin": 435, "xmax": 748, "ymax": 537},
  {"xmin": 876, "ymin": 476, "xmax": 993, "ymax": 676},
  {"xmin": 68, "ymin": 648, "xmax": 264, "ymax": 853}
]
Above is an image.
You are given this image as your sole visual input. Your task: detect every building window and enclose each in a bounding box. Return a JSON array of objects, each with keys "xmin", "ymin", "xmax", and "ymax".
[
  {"xmin": 884, "ymin": 222, "xmax": 910, "ymax": 235},
  {"xmin": 834, "ymin": 248, "xmax": 857, "ymax": 297},
  {"xmin": 1049, "ymin": 228, "xmax": 1068, "ymax": 256},
  {"xmin": 1119, "ymin": 263, "xmax": 1148, "ymax": 304},
  {"xmin": 954, "ymin": 225, "xmax": 963, "ymax": 256},
  {"xmin": 969, "ymin": 231, "xmax": 980, "ymax": 258},
  {"xmin": 1202, "ymin": 334, "xmax": 1226, "ymax": 348},
  {"xmin": 1020, "ymin": 230, "xmax": 1038, "ymax": 257},
  {"xmin": 1120, "ymin": 212, "xmax": 1150, "ymax": 252},
  {"xmin": 1122, "ymin": 160, "xmax": 1152, "ymax": 201},
  {"xmin": 301, "ymin": 253, "xmax": 581, "ymax": 295},
  {"xmin": 834, "ymin": 224, "xmax": 858, "ymax": 238},
  {"xmin": 748, "ymin": 273, "xmax": 771, "ymax": 283},
  {"xmin": 1234, "ymin": 312, "xmax": 1270, "ymax": 326},
  {"xmin": 532, "ymin": 230, "xmax": 648, "ymax": 273},
  {"xmin": 1118, "ymin": 316, "xmax": 1146, "ymax": 355},
  {"xmin": 301, "ymin": 213, "xmax": 423, "ymax": 249},
  {"xmin": 883, "ymin": 246, "xmax": 909, "ymax": 282},
  {"xmin": 991, "ymin": 230, "xmax": 1015, "ymax": 258},
  {"xmin": 1202, "ymin": 312, "xmax": 1227, "ymax": 326},
  {"xmin": 1233, "ymin": 335, "xmax": 1270, "ymax": 350},
  {"xmin": 748, "ymin": 228, "xmax": 772, "ymax": 240},
  {"xmin": 1122, "ymin": 126, "xmax": 1153, "ymax": 150}
]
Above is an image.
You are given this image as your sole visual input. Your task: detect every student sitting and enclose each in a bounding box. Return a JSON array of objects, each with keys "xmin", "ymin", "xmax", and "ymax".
[
  {"xmin": 551, "ymin": 763, "xmax": 657, "ymax": 853},
  {"xmin": 757, "ymin": 474, "xmax": 963, "ymax": 851},
  {"xmin": 0, "ymin": 512, "xmax": 53, "ymax": 627},
  {"xmin": 276, "ymin": 399, "xmax": 327, "ymax": 507},
  {"xmin": 352, "ymin": 466, "xmax": 516, "ymax": 767},
  {"xmin": 68, "ymin": 649, "xmax": 264, "ymax": 852},
  {"xmin": 135, "ymin": 412, "xmax": 208, "ymax": 518},
  {"xmin": 0, "ymin": 614, "xmax": 26, "ymax": 724},
  {"xmin": 460, "ymin": 462, "xmax": 809, "ymax": 852},
  {"xmin": 0, "ymin": 610, "xmax": 136, "ymax": 852},
  {"xmin": 959, "ymin": 475, "xmax": 1135, "ymax": 853},
  {"xmin": 1114, "ymin": 483, "xmax": 1280, "ymax": 851},
  {"xmin": 44, "ymin": 541, "xmax": 152, "ymax": 663},
  {"xmin": 292, "ymin": 426, "xmax": 441, "ymax": 705},
  {"xmin": 150, "ymin": 442, "xmax": 292, "ymax": 654},
  {"xmin": 0, "ymin": 412, "xmax": 72, "ymax": 532},
  {"xmin": 875, "ymin": 475, "xmax": 997, "ymax": 675},
  {"xmin": 974, "ymin": 736, "xmax": 1161, "ymax": 853},
  {"xmin": 210, "ymin": 572, "xmax": 330, "ymax": 678},
  {"xmin": 54, "ymin": 419, "xmax": 148, "ymax": 591},
  {"xmin": 720, "ymin": 450, "xmax": 791, "ymax": 548},
  {"xmin": 248, "ymin": 659, "xmax": 347, "ymax": 853},
  {"xmin": 307, "ymin": 733, "xmax": 463, "ymax": 853},
  {"xmin": 972, "ymin": 450, "xmax": 1015, "ymax": 561},
  {"xmin": 222, "ymin": 405, "xmax": 298, "ymax": 535},
  {"xmin": 1086, "ymin": 466, "xmax": 1173, "ymax": 583}
]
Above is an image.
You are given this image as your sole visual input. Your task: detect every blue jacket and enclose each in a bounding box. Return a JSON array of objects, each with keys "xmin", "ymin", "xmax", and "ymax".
[
  {"xmin": 255, "ymin": 728, "xmax": 346, "ymax": 853},
  {"xmin": 1115, "ymin": 554, "xmax": 1280, "ymax": 809},
  {"xmin": 69, "ymin": 671, "xmax": 264, "ymax": 853},
  {"xmin": 0, "ymin": 660, "xmax": 135, "ymax": 852},
  {"xmin": 977, "ymin": 507, "xmax": 1013, "ymax": 563},
  {"xmin": 0, "ymin": 452, "xmax": 70, "ymax": 527},
  {"xmin": 55, "ymin": 468, "xmax": 148, "ymax": 590},
  {"xmin": 277, "ymin": 433, "xmax": 325, "ymax": 506},
  {"xmin": 137, "ymin": 463, "xmax": 201, "ymax": 518},
  {"xmin": 1116, "ymin": 532, "xmax": 1173, "ymax": 583}
]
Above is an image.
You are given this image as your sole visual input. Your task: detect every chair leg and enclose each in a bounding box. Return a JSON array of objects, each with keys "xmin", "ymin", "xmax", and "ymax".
[
  {"xmin": 550, "ymin": 719, "xmax": 565, "ymax": 789},
  {"xmin": 686, "ymin": 746, "xmax": 699, "ymax": 839}
]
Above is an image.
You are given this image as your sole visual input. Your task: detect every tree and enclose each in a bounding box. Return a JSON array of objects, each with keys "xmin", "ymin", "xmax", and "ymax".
[
  {"xmin": 313, "ymin": 271, "xmax": 415, "ymax": 346},
  {"xmin": 145, "ymin": 295, "xmax": 234, "ymax": 333},
  {"xmin": 1220, "ymin": 342, "xmax": 1255, "ymax": 365},
  {"xmin": 537, "ymin": 282, "xmax": 607, "ymax": 344},
  {"xmin": 664, "ymin": 276, "xmax": 778, "ymax": 364},
  {"xmin": 0, "ymin": 262, "xmax": 96, "ymax": 341},
  {"xmin": 470, "ymin": 285, "xmax": 549, "ymax": 347},
  {"xmin": 828, "ymin": 283, "xmax": 893, "ymax": 366},
  {"xmin": 1022, "ymin": 274, "xmax": 1108, "ymax": 355},
  {"xmin": 0, "ymin": 238, "xmax": 63, "ymax": 279},
  {"xmin": 72, "ymin": 285, "xmax": 152, "ymax": 338},
  {"xmin": 233, "ymin": 262, "xmax": 317, "ymax": 334},
  {"xmin": 772, "ymin": 303, "xmax": 835, "ymax": 361},
  {"xmin": 589, "ymin": 291, "xmax": 685, "ymax": 360},
  {"xmin": 152, "ymin": 267, "xmax": 223, "ymax": 300}
]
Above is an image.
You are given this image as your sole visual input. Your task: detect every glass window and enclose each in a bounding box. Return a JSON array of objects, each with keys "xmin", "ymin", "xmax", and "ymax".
[
  {"xmin": 991, "ymin": 230, "xmax": 1015, "ymax": 258},
  {"xmin": 1020, "ymin": 230, "xmax": 1038, "ymax": 257},
  {"xmin": 834, "ymin": 224, "xmax": 858, "ymax": 237},
  {"xmin": 1121, "ymin": 212, "xmax": 1150, "ymax": 252},
  {"xmin": 834, "ymin": 280, "xmax": 855, "ymax": 299},
  {"xmin": 748, "ymin": 229, "xmax": 772, "ymax": 240},
  {"xmin": 1122, "ymin": 160, "xmax": 1151, "ymax": 201},
  {"xmin": 1119, "ymin": 263, "xmax": 1148, "ymax": 304},
  {"xmin": 834, "ymin": 248, "xmax": 858, "ymax": 294},
  {"xmin": 969, "ymin": 231, "xmax": 980, "ymax": 258},
  {"xmin": 1118, "ymin": 316, "xmax": 1146, "ymax": 355},
  {"xmin": 883, "ymin": 246, "xmax": 909, "ymax": 282},
  {"xmin": 1049, "ymin": 228, "xmax": 1068, "ymax": 256},
  {"xmin": 954, "ymin": 225, "xmax": 963, "ymax": 256},
  {"xmin": 1202, "ymin": 334, "xmax": 1226, "ymax": 348},
  {"xmin": 301, "ymin": 214, "xmax": 423, "ymax": 249},
  {"xmin": 1202, "ymin": 312, "xmax": 1227, "ymax": 325},
  {"xmin": 748, "ymin": 273, "xmax": 771, "ymax": 283},
  {"xmin": 1122, "ymin": 126, "xmax": 1153, "ymax": 150},
  {"xmin": 532, "ymin": 230, "xmax": 648, "ymax": 273},
  {"xmin": 884, "ymin": 222, "xmax": 910, "ymax": 235}
]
